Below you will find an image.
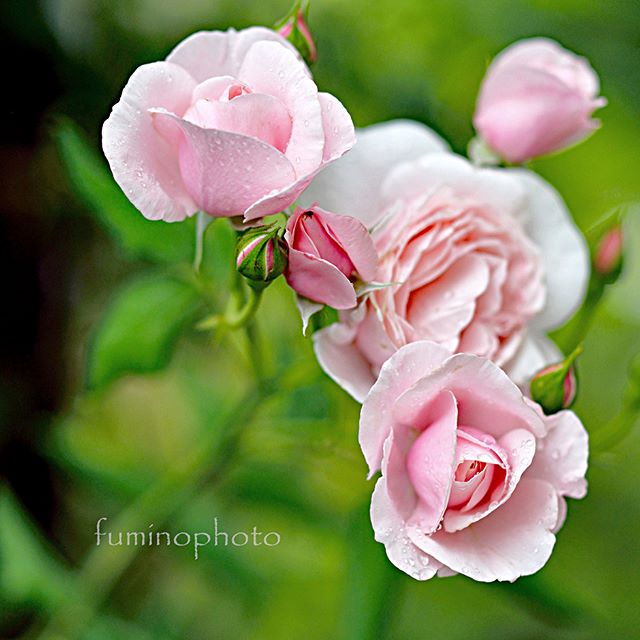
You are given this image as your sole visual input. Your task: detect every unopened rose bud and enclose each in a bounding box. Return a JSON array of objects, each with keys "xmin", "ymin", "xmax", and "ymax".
[
  {"xmin": 530, "ymin": 346, "xmax": 582, "ymax": 414},
  {"xmin": 236, "ymin": 226, "xmax": 288, "ymax": 291},
  {"xmin": 275, "ymin": 0, "xmax": 317, "ymax": 66},
  {"xmin": 594, "ymin": 224, "xmax": 624, "ymax": 282}
]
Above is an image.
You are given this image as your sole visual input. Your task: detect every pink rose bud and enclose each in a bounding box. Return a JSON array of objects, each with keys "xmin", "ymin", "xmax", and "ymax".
[
  {"xmin": 236, "ymin": 225, "xmax": 288, "ymax": 290},
  {"xmin": 275, "ymin": 0, "xmax": 317, "ymax": 65},
  {"xmin": 530, "ymin": 345, "xmax": 582, "ymax": 414},
  {"xmin": 473, "ymin": 38, "xmax": 606, "ymax": 164},
  {"xmin": 594, "ymin": 224, "xmax": 624, "ymax": 279},
  {"xmin": 285, "ymin": 206, "xmax": 378, "ymax": 309}
]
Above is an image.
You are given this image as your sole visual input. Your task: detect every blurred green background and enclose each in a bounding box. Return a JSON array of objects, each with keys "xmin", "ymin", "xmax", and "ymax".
[{"xmin": 1, "ymin": 1, "xmax": 639, "ymax": 638}]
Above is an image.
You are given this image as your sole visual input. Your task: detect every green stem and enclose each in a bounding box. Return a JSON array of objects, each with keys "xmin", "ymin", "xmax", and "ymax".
[
  {"xmin": 591, "ymin": 351, "xmax": 640, "ymax": 453},
  {"xmin": 225, "ymin": 286, "xmax": 263, "ymax": 329},
  {"xmin": 197, "ymin": 274, "xmax": 263, "ymax": 332},
  {"xmin": 553, "ymin": 279, "xmax": 605, "ymax": 353},
  {"xmin": 193, "ymin": 211, "xmax": 211, "ymax": 273}
]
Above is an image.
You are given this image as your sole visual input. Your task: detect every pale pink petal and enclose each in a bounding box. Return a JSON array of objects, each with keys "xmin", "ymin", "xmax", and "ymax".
[
  {"xmin": 300, "ymin": 120, "xmax": 449, "ymax": 228},
  {"xmin": 394, "ymin": 353, "xmax": 546, "ymax": 440},
  {"xmin": 166, "ymin": 27, "xmax": 300, "ymax": 82},
  {"xmin": 192, "ymin": 76, "xmax": 238, "ymax": 102},
  {"xmin": 406, "ymin": 391, "xmax": 458, "ymax": 534},
  {"xmin": 508, "ymin": 169, "xmax": 589, "ymax": 332},
  {"xmin": 408, "ymin": 254, "xmax": 490, "ymax": 342},
  {"xmin": 354, "ymin": 306, "xmax": 399, "ymax": 372},
  {"xmin": 285, "ymin": 248, "xmax": 356, "ymax": 309},
  {"xmin": 528, "ymin": 410, "xmax": 588, "ymax": 499},
  {"xmin": 238, "ymin": 41, "xmax": 324, "ymax": 178},
  {"xmin": 381, "ymin": 153, "xmax": 526, "ymax": 221},
  {"xmin": 150, "ymin": 109, "xmax": 296, "ymax": 217},
  {"xmin": 505, "ymin": 332, "xmax": 563, "ymax": 389},
  {"xmin": 411, "ymin": 478, "xmax": 559, "ymax": 582},
  {"xmin": 312, "ymin": 207, "xmax": 378, "ymax": 281},
  {"xmin": 102, "ymin": 62, "xmax": 198, "ymax": 222},
  {"xmin": 313, "ymin": 322, "xmax": 376, "ymax": 402},
  {"xmin": 443, "ymin": 427, "xmax": 536, "ymax": 532},
  {"xmin": 318, "ymin": 92, "xmax": 356, "ymax": 162},
  {"xmin": 183, "ymin": 93, "xmax": 292, "ymax": 152},
  {"xmin": 243, "ymin": 175, "xmax": 315, "ymax": 221},
  {"xmin": 295, "ymin": 295, "xmax": 323, "ymax": 335},
  {"xmin": 371, "ymin": 471, "xmax": 440, "ymax": 580},
  {"xmin": 359, "ymin": 341, "xmax": 451, "ymax": 473}
]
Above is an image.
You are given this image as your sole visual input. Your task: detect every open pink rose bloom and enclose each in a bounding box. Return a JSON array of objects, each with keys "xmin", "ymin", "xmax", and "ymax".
[
  {"xmin": 302, "ymin": 121, "xmax": 589, "ymax": 401},
  {"xmin": 102, "ymin": 27, "xmax": 355, "ymax": 222},
  {"xmin": 360, "ymin": 341, "xmax": 588, "ymax": 581}
]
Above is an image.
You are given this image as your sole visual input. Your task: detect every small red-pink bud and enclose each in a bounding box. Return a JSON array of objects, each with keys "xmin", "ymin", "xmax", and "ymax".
[
  {"xmin": 530, "ymin": 345, "xmax": 582, "ymax": 414},
  {"xmin": 275, "ymin": 1, "xmax": 317, "ymax": 65},
  {"xmin": 594, "ymin": 225, "xmax": 623, "ymax": 276}
]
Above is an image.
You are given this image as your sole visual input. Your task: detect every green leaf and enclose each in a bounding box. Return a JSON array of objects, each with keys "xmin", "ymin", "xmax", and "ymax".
[
  {"xmin": 0, "ymin": 486, "xmax": 73, "ymax": 611},
  {"xmin": 55, "ymin": 118, "xmax": 195, "ymax": 264},
  {"xmin": 87, "ymin": 273, "xmax": 203, "ymax": 389}
]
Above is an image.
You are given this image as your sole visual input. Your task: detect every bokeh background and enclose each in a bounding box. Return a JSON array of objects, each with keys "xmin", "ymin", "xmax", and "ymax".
[{"xmin": 1, "ymin": 1, "xmax": 640, "ymax": 638}]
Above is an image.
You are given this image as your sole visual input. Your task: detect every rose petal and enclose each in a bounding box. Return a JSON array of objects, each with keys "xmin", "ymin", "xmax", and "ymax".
[
  {"xmin": 238, "ymin": 40, "xmax": 323, "ymax": 178},
  {"xmin": 394, "ymin": 353, "xmax": 546, "ymax": 440},
  {"xmin": 408, "ymin": 254, "xmax": 491, "ymax": 343},
  {"xmin": 443, "ymin": 427, "xmax": 536, "ymax": 532},
  {"xmin": 313, "ymin": 322, "xmax": 376, "ymax": 402},
  {"xmin": 102, "ymin": 62, "xmax": 198, "ymax": 222},
  {"xmin": 166, "ymin": 27, "xmax": 300, "ymax": 82},
  {"xmin": 528, "ymin": 410, "xmax": 589, "ymax": 499},
  {"xmin": 285, "ymin": 248, "xmax": 357, "ymax": 309},
  {"xmin": 359, "ymin": 341, "xmax": 452, "ymax": 473},
  {"xmin": 184, "ymin": 93, "xmax": 292, "ymax": 153},
  {"xmin": 508, "ymin": 169, "xmax": 589, "ymax": 331},
  {"xmin": 371, "ymin": 442, "xmax": 441, "ymax": 581},
  {"xmin": 300, "ymin": 120, "xmax": 449, "ymax": 228},
  {"xmin": 318, "ymin": 92, "xmax": 356, "ymax": 162},
  {"xmin": 406, "ymin": 391, "xmax": 458, "ymax": 534},
  {"xmin": 311, "ymin": 208, "xmax": 378, "ymax": 281},
  {"xmin": 504, "ymin": 331, "xmax": 563, "ymax": 389},
  {"xmin": 410, "ymin": 478, "xmax": 559, "ymax": 582},
  {"xmin": 150, "ymin": 109, "xmax": 296, "ymax": 217}
]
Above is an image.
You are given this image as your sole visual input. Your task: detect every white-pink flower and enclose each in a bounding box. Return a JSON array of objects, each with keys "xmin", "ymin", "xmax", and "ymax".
[
  {"xmin": 360, "ymin": 341, "xmax": 588, "ymax": 582},
  {"xmin": 102, "ymin": 27, "xmax": 354, "ymax": 222},
  {"xmin": 473, "ymin": 38, "xmax": 606, "ymax": 163},
  {"xmin": 301, "ymin": 121, "xmax": 589, "ymax": 401}
]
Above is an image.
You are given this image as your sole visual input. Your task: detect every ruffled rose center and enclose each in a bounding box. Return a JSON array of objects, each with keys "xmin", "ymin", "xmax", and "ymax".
[
  {"xmin": 370, "ymin": 203, "xmax": 545, "ymax": 366},
  {"xmin": 445, "ymin": 429, "xmax": 506, "ymax": 516},
  {"xmin": 407, "ymin": 423, "xmax": 509, "ymax": 530},
  {"xmin": 183, "ymin": 77, "xmax": 293, "ymax": 153}
]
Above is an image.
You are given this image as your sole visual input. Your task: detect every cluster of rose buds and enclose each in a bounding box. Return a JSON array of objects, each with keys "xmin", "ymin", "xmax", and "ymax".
[{"xmin": 102, "ymin": 8, "xmax": 618, "ymax": 583}]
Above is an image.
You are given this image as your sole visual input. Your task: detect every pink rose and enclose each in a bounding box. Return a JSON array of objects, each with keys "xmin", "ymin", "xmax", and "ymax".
[
  {"xmin": 301, "ymin": 121, "xmax": 589, "ymax": 401},
  {"xmin": 102, "ymin": 27, "xmax": 354, "ymax": 222},
  {"xmin": 360, "ymin": 341, "xmax": 588, "ymax": 582},
  {"xmin": 285, "ymin": 206, "xmax": 378, "ymax": 309},
  {"xmin": 473, "ymin": 38, "xmax": 606, "ymax": 164}
]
